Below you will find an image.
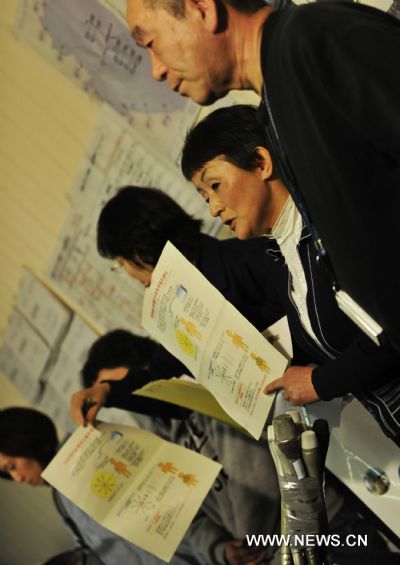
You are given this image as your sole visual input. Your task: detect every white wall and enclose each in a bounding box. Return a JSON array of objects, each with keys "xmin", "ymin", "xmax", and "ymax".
[
  {"xmin": 0, "ymin": 1, "xmax": 100, "ymax": 561},
  {"xmin": 0, "ymin": 0, "xmax": 99, "ymax": 340}
]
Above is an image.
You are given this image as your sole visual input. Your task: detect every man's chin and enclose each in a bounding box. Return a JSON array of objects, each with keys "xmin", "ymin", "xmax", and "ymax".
[{"xmin": 185, "ymin": 87, "xmax": 224, "ymax": 107}]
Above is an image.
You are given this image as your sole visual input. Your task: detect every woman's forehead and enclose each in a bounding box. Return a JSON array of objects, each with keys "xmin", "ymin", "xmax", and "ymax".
[{"xmin": 192, "ymin": 156, "xmax": 233, "ymax": 183}]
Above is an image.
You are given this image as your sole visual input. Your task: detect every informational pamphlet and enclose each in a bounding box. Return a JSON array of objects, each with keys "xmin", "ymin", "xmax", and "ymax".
[
  {"xmin": 42, "ymin": 422, "xmax": 221, "ymax": 562},
  {"xmin": 141, "ymin": 242, "xmax": 288, "ymax": 439}
]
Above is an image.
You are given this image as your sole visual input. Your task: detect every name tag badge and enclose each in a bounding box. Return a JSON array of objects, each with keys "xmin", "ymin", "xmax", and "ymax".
[{"xmin": 335, "ymin": 290, "xmax": 383, "ymax": 347}]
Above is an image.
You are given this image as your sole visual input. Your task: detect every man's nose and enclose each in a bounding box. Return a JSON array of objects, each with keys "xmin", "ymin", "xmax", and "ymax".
[{"xmin": 149, "ymin": 50, "xmax": 167, "ymax": 81}]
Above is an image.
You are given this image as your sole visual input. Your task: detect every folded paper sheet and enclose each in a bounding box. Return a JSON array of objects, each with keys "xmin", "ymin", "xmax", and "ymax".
[
  {"xmin": 135, "ymin": 377, "xmax": 250, "ymax": 435},
  {"xmin": 141, "ymin": 242, "xmax": 288, "ymax": 439},
  {"xmin": 42, "ymin": 422, "xmax": 221, "ymax": 562}
]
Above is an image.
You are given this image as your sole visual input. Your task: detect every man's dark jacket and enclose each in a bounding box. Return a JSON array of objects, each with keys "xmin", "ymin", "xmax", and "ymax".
[{"xmin": 260, "ymin": 2, "xmax": 400, "ymax": 353}]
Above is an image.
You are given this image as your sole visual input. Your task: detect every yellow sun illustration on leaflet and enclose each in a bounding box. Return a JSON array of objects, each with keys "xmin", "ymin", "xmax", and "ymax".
[
  {"xmin": 175, "ymin": 329, "xmax": 196, "ymax": 357},
  {"xmin": 91, "ymin": 470, "xmax": 117, "ymax": 499}
]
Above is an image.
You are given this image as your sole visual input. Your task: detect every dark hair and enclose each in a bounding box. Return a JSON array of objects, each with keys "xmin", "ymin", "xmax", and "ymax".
[
  {"xmin": 81, "ymin": 329, "xmax": 157, "ymax": 388},
  {"xmin": 42, "ymin": 548, "xmax": 88, "ymax": 565},
  {"xmin": 0, "ymin": 407, "xmax": 58, "ymax": 478},
  {"xmin": 181, "ymin": 104, "xmax": 268, "ymax": 181},
  {"xmin": 145, "ymin": 0, "xmax": 266, "ymax": 18},
  {"xmin": 97, "ymin": 186, "xmax": 203, "ymax": 267}
]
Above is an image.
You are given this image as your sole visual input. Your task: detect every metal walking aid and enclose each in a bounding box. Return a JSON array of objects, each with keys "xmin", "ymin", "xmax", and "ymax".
[{"xmin": 268, "ymin": 410, "xmax": 330, "ymax": 565}]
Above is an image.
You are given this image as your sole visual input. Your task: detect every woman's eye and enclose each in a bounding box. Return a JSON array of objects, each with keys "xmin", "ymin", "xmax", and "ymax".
[
  {"xmin": 197, "ymin": 188, "xmax": 209, "ymax": 203},
  {"xmin": 211, "ymin": 182, "xmax": 219, "ymax": 191}
]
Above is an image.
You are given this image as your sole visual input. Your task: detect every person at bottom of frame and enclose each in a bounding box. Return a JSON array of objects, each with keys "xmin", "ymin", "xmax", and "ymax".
[
  {"xmin": 180, "ymin": 104, "xmax": 400, "ymax": 448},
  {"xmin": 76, "ymin": 331, "xmax": 399, "ymax": 564},
  {"xmin": 0, "ymin": 407, "xmax": 205, "ymax": 565}
]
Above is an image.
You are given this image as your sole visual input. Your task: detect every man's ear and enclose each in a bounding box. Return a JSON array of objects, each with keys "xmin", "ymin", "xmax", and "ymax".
[
  {"xmin": 256, "ymin": 146, "xmax": 274, "ymax": 180},
  {"xmin": 186, "ymin": 0, "xmax": 219, "ymax": 33}
]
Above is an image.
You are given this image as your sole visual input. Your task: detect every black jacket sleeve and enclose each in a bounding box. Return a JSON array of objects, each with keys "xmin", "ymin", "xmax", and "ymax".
[
  {"xmin": 312, "ymin": 334, "xmax": 399, "ymax": 400},
  {"xmin": 104, "ymin": 366, "xmax": 190, "ymax": 420}
]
